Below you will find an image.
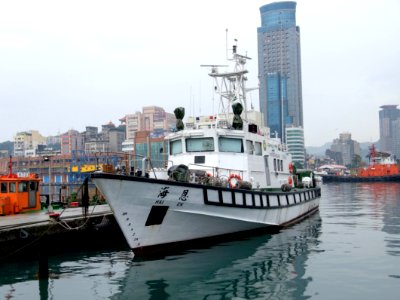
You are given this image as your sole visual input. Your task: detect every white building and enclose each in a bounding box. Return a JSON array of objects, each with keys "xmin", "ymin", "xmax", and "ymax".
[
  {"xmin": 285, "ymin": 126, "xmax": 305, "ymax": 167},
  {"xmin": 13, "ymin": 130, "xmax": 46, "ymax": 157}
]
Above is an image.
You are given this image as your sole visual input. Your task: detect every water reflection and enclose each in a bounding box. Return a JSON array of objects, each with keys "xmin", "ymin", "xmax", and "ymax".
[
  {"xmin": 0, "ymin": 248, "xmax": 132, "ymax": 300},
  {"xmin": 322, "ymin": 182, "xmax": 400, "ymax": 258},
  {"xmin": 112, "ymin": 213, "xmax": 322, "ymax": 299},
  {"xmin": 375, "ymin": 183, "xmax": 400, "ymax": 257}
]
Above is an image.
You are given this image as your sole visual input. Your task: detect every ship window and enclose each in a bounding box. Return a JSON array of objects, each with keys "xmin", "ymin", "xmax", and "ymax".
[
  {"xmin": 194, "ymin": 156, "xmax": 205, "ymax": 164},
  {"xmin": 246, "ymin": 140, "xmax": 254, "ymax": 154},
  {"xmin": 170, "ymin": 139, "xmax": 182, "ymax": 155},
  {"xmin": 219, "ymin": 137, "xmax": 244, "ymax": 153},
  {"xmin": 9, "ymin": 182, "xmax": 16, "ymax": 193},
  {"xmin": 18, "ymin": 182, "xmax": 28, "ymax": 192},
  {"xmin": 30, "ymin": 181, "xmax": 38, "ymax": 191},
  {"xmin": 186, "ymin": 137, "xmax": 214, "ymax": 152},
  {"xmin": 1, "ymin": 183, "xmax": 7, "ymax": 193},
  {"xmin": 254, "ymin": 142, "xmax": 262, "ymax": 156},
  {"xmin": 274, "ymin": 158, "xmax": 277, "ymax": 171}
]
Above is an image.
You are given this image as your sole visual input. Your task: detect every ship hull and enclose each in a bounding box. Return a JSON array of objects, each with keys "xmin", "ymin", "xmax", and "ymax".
[
  {"xmin": 321, "ymin": 174, "xmax": 400, "ymax": 182},
  {"xmin": 91, "ymin": 173, "xmax": 321, "ymax": 255}
]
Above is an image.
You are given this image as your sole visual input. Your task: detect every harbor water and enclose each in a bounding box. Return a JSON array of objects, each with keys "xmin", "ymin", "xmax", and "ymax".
[{"xmin": 0, "ymin": 183, "xmax": 399, "ymax": 299}]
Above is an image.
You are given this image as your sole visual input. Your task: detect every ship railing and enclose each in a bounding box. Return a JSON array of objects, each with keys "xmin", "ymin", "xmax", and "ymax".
[{"xmin": 186, "ymin": 163, "xmax": 244, "ymax": 179}]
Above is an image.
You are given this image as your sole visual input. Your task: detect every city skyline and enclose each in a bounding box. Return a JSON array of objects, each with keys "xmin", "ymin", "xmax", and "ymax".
[{"xmin": 1, "ymin": 0, "xmax": 399, "ymax": 146}]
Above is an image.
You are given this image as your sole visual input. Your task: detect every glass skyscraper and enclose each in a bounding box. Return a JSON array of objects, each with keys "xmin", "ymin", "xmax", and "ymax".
[
  {"xmin": 379, "ymin": 105, "xmax": 400, "ymax": 159},
  {"xmin": 257, "ymin": 1, "xmax": 303, "ymax": 142}
]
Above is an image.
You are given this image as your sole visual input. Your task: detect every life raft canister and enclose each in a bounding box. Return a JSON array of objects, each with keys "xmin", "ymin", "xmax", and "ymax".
[{"xmin": 288, "ymin": 176, "xmax": 293, "ymax": 186}]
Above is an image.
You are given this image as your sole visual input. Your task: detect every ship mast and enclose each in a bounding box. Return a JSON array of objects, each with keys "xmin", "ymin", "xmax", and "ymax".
[
  {"xmin": 370, "ymin": 144, "xmax": 376, "ymax": 165},
  {"xmin": 8, "ymin": 156, "xmax": 13, "ymax": 177},
  {"xmin": 201, "ymin": 40, "xmax": 251, "ymax": 125}
]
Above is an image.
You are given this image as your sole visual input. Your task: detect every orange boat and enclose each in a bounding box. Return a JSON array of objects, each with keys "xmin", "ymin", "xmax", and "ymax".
[
  {"xmin": 322, "ymin": 144, "xmax": 400, "ymax": 182},
  {"xmin": 0, "ymin": 157, "xmax": 41, "ymax": 215}
]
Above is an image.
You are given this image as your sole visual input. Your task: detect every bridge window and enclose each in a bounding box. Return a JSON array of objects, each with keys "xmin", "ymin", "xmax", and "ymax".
[
  {"xmin": 170, "ymin": 139, "xmax": 182, "ymax": 155},
  {"xmin": 30, "ymin": 181, "xmax": 38, "ymax": 191},
  {"xmin": 246, "ymin": 140, "xmax": 254, "ymax": 154},
  {"xmin": 186, "ymin": 137, "xmax": 214, "ymax": 152},
  {"xmin": 255, "ymin": 142, "xmax": 262, "ymax": 155},
  {"xmin": 1, "ymin": 183, "xmax": 7, "ymax": 193},
  {"xmin": 219, "ymin": 137, "xmax": 243, "ymax": 153},
  {"xmin": 18, "ymin": 182, "xmax": 28, "ymax": 192},
  {"xmin": 9, "ymin": 182, "xmax": 16, "ymax": 193}
]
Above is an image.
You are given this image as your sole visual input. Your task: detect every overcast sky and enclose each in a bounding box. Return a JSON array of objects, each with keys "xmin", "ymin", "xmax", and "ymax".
[{"xmin": 1, "ymin": 0, "xmax": 399, "ymax": 146}]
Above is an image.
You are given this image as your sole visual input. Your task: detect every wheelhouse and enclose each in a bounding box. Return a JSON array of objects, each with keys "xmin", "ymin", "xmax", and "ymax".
[
  {"xmin": 165, "ymin": 125, "xmax": 293, "ymax": 189},
  {"xmin": 0, "ymin": 173, "xmax": 41, "ymax": 215}
]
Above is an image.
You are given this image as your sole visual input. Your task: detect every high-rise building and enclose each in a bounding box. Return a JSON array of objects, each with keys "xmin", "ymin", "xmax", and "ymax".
[
  {"xmin": 257, "ymin": 1, "xmax": 303, "ymax": 143},
  {"xmin": 60, "ymin": 130, "xmax": 84, "ymax": 155},
  {"xmin": 328, "ymin": 132, "xmax": 361, "ymax": 166},
  {"xmin": 379, "ymin": 105, "xmax": 400, "ymax": 158},
  {"xmin": 285, "ymin": 126, "xmax": 305, "ymax": 167},
  {"xmin": 124, "ymin": 112, "xmax": 142, "ymax": 140}
]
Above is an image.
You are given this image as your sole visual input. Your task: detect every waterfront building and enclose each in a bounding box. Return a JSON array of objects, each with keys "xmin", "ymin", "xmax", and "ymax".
[
  {"xmin": 0, "ymin": 150, "xmax": 8, "ymax": 158},
  {"xmin": 109, "ymin": 127, "xmax": 126, "ymax": 152},
  {"xmin": 142, "ymin": 106, "xmax": 175, "ymax": 131},
  {"xmin": 131, "ymin": 131, "xmax": 168, "ymax": 170},
  {"xmin": 81, "ymin": 123, "xmax": 125, "ymax": 154},
  {"xmin": 60, "ymin": 130, "xmax": 84, "ymax": 155},
  {"xmin": 85, "ymin": 141, "xmax": 109, "ymax": 153},
  {"xmin": 121, "ymin": 140, "xmax": 134, "ymax": 152},
  {"xmin": 100, "ymin": 121, "xmax": 116, "ymax": 142},
  {"xmin": 46, "ymin": 135, "xmax": 61, "ymax": 146},
  {"xmin": 328, "ymin": 132, "xmax": 361, "ymax": 167},
  {"xmin": 13, "ymin": 130, "xmax": 46, "ymax": 157},
  {"xmin": 257, "ymin": 1, "xmax": 303, "ymax": 143},
  {"xmin": 379, "ymin": 105, "xmax": 400, "ymax": 158},
  {"xmin": 122, "ymin": 106, "xmax": 176, "ymax": 149},
  {"xmin": 285, "ymin": 126, "xmax": 305, "ymax": 167},
  {"xmin": 24, "ymin": 148, "xmax": 43, "ymax": 157},
  {"xmin": 124, "ymin": 112, "xmax": 141, "ymax": 140},
  {"xmin": 84, "ymin": 126, "xmax": 99, "ymax": 141},
  {"xmin": 0, "ymin": 153, "xmax": 123, "ymax": 201}
]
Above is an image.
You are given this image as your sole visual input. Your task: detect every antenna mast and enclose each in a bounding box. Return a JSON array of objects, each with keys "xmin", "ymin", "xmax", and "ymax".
[{"xmin": 225, "ymin": 28, "xmax": 229, "ymax": 60}]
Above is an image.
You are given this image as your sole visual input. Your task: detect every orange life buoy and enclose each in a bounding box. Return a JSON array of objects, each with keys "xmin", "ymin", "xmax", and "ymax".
[{"xmin": 228, "ymin": 174, "xmax": 242, "ymax": 188}]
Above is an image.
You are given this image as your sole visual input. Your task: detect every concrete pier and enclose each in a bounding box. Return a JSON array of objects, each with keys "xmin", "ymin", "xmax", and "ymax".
[{"xmin": 0, "ymin": 205, "xmax": 127, "ymax": 261}]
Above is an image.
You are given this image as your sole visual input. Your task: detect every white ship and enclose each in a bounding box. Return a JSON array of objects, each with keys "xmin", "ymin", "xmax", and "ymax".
[{"xmin": 91, "ymin": 43, "xmax": 321, "ymax": 255}]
